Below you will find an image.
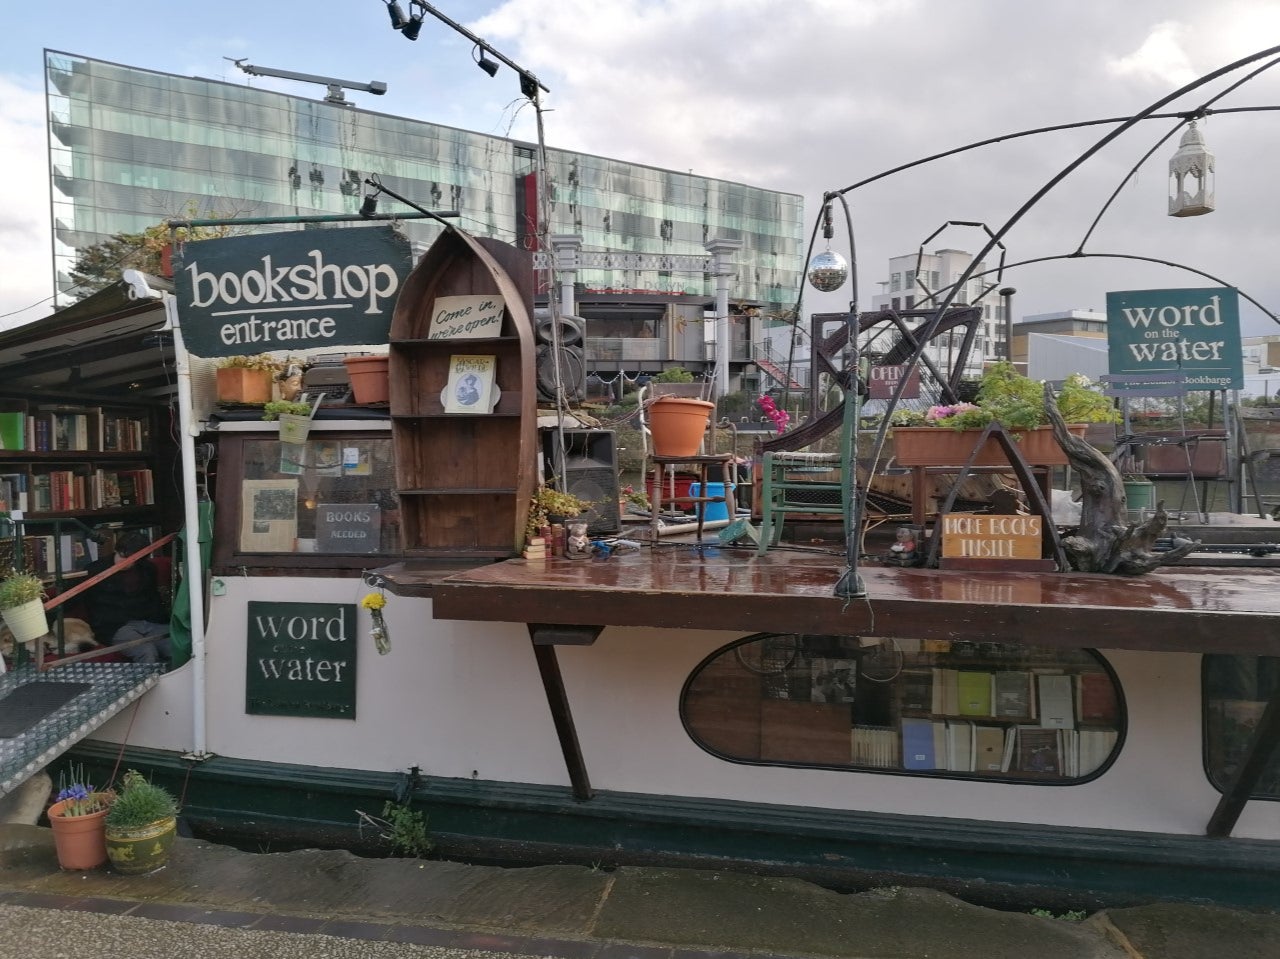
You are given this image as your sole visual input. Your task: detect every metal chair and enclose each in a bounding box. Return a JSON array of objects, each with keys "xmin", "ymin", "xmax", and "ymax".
[{"xmin": 756, "ymin": 392, "xmax": 857, "ymax": 554}]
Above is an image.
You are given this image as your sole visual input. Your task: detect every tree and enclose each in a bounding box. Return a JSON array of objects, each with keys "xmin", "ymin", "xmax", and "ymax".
[{"xmin": 66, "ymin": 205, "xmax": 240, "ymax": 298}]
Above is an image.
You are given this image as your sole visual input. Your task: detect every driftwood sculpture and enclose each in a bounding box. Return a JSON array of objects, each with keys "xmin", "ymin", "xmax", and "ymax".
[{"xmin": 1043, "ymin": 386, "xmax": 1199, "ymax": 574}]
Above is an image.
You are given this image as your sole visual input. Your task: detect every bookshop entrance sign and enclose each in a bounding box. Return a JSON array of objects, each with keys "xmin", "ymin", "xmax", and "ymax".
[{"xmin": 176, "ymin": 226, "xmax": 414, "ymax": 357}]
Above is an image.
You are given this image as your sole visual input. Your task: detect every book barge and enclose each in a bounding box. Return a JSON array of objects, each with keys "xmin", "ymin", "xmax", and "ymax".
[{"xmin": 4, "ymin": 228, "xmax": 1280, "ymax": 916}]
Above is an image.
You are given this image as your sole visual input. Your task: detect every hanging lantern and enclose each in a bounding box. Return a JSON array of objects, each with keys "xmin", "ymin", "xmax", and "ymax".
[
  {"xmin": 807, "ymin": 249, "xmax": 848, "ymax": 292},
  {"xmin": 1168, "ymin": 120, "xmax": 1215, "ymax": 217}
]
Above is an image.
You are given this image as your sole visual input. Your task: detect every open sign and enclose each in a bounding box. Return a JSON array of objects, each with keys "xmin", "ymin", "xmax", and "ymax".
[{"xmin": 868, "ymin": 363, "xmax": 921, "ymax": 400}]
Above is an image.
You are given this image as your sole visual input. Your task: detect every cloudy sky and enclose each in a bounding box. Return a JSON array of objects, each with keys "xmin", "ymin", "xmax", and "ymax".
[{"xmin": 1, "ymin": 1, "xmax": 1279, "ymax": 336}]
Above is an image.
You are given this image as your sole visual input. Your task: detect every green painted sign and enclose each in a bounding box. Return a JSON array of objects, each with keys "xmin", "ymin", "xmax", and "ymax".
[
  {"xmin": 176, "ymin": 225, "xmax": 413, "ymax": 358},
  {"xmin": 1106, "ymin": 287, "xmax": 1243, "ymax": 390},
  {"xmin": 245, "ymin": 601, "xmax": 357, "ymax": 719}
]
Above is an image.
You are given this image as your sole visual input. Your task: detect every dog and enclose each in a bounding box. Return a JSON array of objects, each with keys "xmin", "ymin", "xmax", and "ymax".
[{"xmin": 0, "ymin": 617, "xmax": 100, "ymax": 661}]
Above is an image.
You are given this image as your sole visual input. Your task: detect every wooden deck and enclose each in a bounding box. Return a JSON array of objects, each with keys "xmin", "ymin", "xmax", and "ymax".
[{"xmin": 378, "ymin": 535, "xmax": 1280, "ymax": 834}]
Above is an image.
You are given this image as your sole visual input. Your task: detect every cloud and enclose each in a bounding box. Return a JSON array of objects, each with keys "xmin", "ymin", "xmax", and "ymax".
[{"xmin": 0, "ymin": 76, "xmax": 55, "ymax": 330}]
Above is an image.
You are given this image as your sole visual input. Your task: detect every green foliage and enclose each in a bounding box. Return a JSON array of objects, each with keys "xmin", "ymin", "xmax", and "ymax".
[
  {"xmin": 654, "ymin": 367, "xmax": 695, "ymax": 383},
  {"xmin": 104, "ymin": 769, "xmax": 178, "ymax": 829},
  {"xmin": 892, "ymin": 363, "xmax": 1118, "ymax": 432},
  {"xmin": 217, "ymin": 353, "xmax": 281, "ymax": 372},
  {"xmin": 1029, "ymin": 908, "xmax": 1088, "ymax": 921},
  {"xmin": 262, "ymin": 400, "xmax": 312, "ymax": 421},
  {"xmin": 0, "ymin": 569, "xmax": 44, "ymax": 610},
  {"xmin": 526, "ymin": 485, "xmax": 594, "ymax": 539},
  {"xmin": 379, "ymin": 801, "xmax": 434, "ymax": 858},
  {"xmin": 969, "ymin": 360, "xmax": 1045, "ymax": 431},
  {"xmin": 1053, "ymin": 373, "xmax": 1121, "ymax": 425},
  {"xmin": 67, "ymin": 205, "xmax": 237, "ymax": 297}
]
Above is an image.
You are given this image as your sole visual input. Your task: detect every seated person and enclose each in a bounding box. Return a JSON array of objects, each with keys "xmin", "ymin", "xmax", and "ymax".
[{"xmin": 84, "ymin": 530, "xmax": 171, "ymax": 664}]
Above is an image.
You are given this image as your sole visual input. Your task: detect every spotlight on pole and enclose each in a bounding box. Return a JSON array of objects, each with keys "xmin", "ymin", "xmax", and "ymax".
[
  {"xmin": 401, "ymin": 14, "xmax": 424, "ymax": 40},
  {"xmin": 474, "ymin": 45, "xmax": 499, "ymax": 77},
  {"xmin": 384, "ymin": 0, "xmax": 408, "ymax": 30}
]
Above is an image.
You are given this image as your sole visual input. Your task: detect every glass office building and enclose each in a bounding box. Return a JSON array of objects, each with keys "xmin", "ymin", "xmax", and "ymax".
[{"xmin": 44, "ymin": 51, "xmax": 804, "ymax": 319}]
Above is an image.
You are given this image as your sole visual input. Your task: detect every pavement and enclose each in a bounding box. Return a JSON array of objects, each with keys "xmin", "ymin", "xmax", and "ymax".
[{"xmin": 2, "ymin": 822, "xmax": 1279, "ymax": 959}]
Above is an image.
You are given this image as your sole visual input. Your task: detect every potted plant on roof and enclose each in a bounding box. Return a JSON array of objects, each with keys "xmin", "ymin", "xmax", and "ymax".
[
  {"xmin": 47, "ymin": 763, "xmax": 113, "ymax": 870},
  {"xmin": 215, "ymin": 354, "xmax": 279, "ymax": 405},
  {"xmin": 0, "ymin": 568, "xmax": 48, "ymax": 647},
  {"xmin": 892, "ymin": 363, "xmax": 1118, "ymax": 467},
  {"xmin": 525, "ymin": 485, "xmax": 593, "ymax": 543},
  {"xmin": 104, "ymin": 769, "xmax": 179, "ymax": 875}
]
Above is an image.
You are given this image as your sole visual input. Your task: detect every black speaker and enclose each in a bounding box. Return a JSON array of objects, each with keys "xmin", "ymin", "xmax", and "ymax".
[
  {"xmin": 542, "ymin": 428, "xmax": 620, "ymax": 535},
  {"xmin": 536, "ymin": 344, "xmax": 586, "ymax": 402}
]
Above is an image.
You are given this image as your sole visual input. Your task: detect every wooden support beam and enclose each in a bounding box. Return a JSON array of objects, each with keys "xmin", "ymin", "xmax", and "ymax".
[
  {"xmin": 1207, "ymin": 685, "xmax": 1280, "ymax": 837},
  {"xmin": 528, "ymin": 627, "xmax": 593, "ymax": 801}
]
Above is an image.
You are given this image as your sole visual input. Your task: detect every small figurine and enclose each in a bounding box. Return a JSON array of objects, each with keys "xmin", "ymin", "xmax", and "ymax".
[
  {"xmin": 566, "ymin": 522, "xmax": 591, "ymax": 560},
  {"xmin": 884, "ymin": 526, "xmax": 918, "ymax": 566}
]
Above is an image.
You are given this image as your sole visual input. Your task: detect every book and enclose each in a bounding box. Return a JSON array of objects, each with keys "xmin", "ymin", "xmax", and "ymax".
[
  {"xmin": 899, "ymin": 669, "xmax": 933, "ymax": 712},
  {"xmin": 994, "ymin": 670, "xmax": 1035, "ymax": 720},
  {"xmin": 443, "ymin": 355, "xmax": 498, "ymax": 414},
  {"xmin": 851, "ymin": 726, "xmax": 899, "ymax": 768},
  {"xmin": 900, "ymin": 718, "xmax": 937, "ymax": 770},
  {"xmin": 1037, "ymin": 674, "xmax": 1076, "ymax": 729},
  {"xmin": 1016, "ymin": 727, "xmax": 1063, "ymax": 775},
  {"xmin": 0, "ymin": 411, "xmax": 24, "ymax": 450},
  {"xmin": 956, "ymin": 671, "xmax": 993, "ymax": 717},
  {"xmin": 946, "ymin": 720, "xmax": 975, "ymax": 771},
  {"xmin": 974, "ymin": 725, "xmax": 1007, "ymax": 772},
  {"xmin": 1077, "ymin": 672, "xmax": 1119, "ymax": 724}
]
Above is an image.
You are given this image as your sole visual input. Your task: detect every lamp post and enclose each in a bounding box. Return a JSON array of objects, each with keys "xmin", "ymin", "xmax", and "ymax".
[{"xmin": 999, "ymin": 286, "xmax": 1016, "ymax": 364}]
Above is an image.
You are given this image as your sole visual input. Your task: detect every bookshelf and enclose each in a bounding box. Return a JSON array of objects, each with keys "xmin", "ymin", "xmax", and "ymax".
[
  {"xmin": 0, "ymin": 397, "xmax": 163, "ymax": 580},
  {"xmin": 388, "ymin": 231, "xmax": 537, "ymax": 559},
  {"xmin": 683, "ymin": 636, "xmax": 1124, "ymax": 783}
]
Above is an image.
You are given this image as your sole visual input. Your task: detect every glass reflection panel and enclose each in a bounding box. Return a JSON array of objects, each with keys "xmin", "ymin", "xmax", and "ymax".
[{"xmin": 682, "ymin": 634, "xmax": 1123, "ymax": 782}]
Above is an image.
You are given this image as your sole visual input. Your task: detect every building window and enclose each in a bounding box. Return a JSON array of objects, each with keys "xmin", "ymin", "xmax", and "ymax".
[
  {"xmin": 682, "ymin": 633, "xmax": 1122, "ymax": 782},
  {"xmin": 1204, "ymin": 655, "xmax": 1280, "ymax": 798},
  {"xmin": 891, "ymin": 273, "xmax": 901, "ymax": 292}
]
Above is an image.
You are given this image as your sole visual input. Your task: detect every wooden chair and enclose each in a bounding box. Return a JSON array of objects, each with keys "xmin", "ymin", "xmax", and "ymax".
[{"xmin": 638, "ymin": 383, "xmax": 737, "ymax": 540}]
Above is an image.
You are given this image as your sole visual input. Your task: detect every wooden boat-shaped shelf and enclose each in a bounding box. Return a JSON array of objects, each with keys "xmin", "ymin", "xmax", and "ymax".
[{"xmin": 388, "ymin": 229, "xmax": 537, "ymax": 558}]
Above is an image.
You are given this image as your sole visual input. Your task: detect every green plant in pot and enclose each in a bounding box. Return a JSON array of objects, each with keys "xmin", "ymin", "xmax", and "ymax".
[
  {"xmin": 526, "ymin": 485, "xmax": 593, "ymax": 541},
  {"xmin": 104, "ymin": 769, "xmax": 179, "ymax": 875},
  {"xmin": 0, "ymin": 568, "xmax": 48, "ymax": 647}
]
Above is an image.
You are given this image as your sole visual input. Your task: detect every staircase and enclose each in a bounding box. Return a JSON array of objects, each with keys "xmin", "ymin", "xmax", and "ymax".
[{"xmin": 755, "ymin": 354, "xmax": 803, "ymax": 390}]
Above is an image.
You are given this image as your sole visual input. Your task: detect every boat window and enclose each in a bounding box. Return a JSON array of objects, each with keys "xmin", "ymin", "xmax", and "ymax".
[
  {"xmin": 1203, "ymin": 655, "xmax": 1280, "ymax": 798},
  {"xmin": 681, "ymin": 634, "xmax": 1123, "ymax": 783},
  {"xmin": 212, "ymin": 432, "xmax": 401, "ymax": 572}
]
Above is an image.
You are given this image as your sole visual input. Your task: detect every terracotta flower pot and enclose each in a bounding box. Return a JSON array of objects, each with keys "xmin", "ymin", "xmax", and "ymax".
[
  {"xmin": 892, "ymin": 425, "xmax": 1087, "ymax": 468},
  {"xmin": 648, "ymin": 397, "xmax": 714, "ymax": 457},
  {"xmin": 48, "ymin": 799, "xmax": 109, "ymax": 870},
  {"xmin": 216, "ymin": 367, "xmax": 273, "ymax": 405},
  {"xmin": 344, "ymin": 355, "xmax": 390, "ymax": 405}
]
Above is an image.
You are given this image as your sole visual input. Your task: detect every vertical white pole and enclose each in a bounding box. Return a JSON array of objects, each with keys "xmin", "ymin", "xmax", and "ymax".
[
  {"xmin": 705, "ymin": 238, "xmax": 743, "ymax": 399},
  {"xmin": 164, "ymin": 292, "xmax": 210, "ymax": 758}
]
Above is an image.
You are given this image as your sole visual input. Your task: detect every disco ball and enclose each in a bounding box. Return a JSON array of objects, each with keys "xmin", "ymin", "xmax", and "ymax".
[{"xmin": 807, "ymin": 249, "xmax": 848, "ymax": 292}]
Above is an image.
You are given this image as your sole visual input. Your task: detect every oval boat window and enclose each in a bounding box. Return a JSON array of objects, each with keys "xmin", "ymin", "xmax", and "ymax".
[{"xmin": 681, "ymin": 634, "xmax": 1123, "ymax": 783}]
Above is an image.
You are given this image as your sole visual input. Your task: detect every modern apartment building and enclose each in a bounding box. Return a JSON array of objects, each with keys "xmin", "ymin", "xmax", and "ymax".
[
  {"xmin": 43, "ymin": 50, "xmax": 804, "ymax": 386},
  {"xmin": 871, "ymin": 248, "xmax": 1006, "ymax": 376}
]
